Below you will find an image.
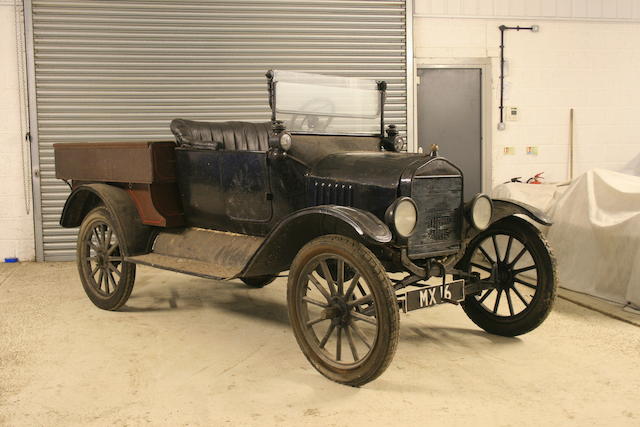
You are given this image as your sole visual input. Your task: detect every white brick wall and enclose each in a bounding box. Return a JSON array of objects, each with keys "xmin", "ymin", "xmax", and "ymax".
[
  {"xmin": 0, "ymin": 3, "xmax": 34, "ymax": 261},
  {"xmin": 414, "ymin": 14, "xmax": 640, "ymax": 185},
  {"xmin": 415, "ymin": 0, "xmax": 640, "ymax": 21}
]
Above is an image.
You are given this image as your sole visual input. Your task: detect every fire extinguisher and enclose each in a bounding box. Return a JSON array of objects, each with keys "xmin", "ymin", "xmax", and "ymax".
[{"xmin": 527, "ymin": 172, "xmax": 544, "ymax": 184}]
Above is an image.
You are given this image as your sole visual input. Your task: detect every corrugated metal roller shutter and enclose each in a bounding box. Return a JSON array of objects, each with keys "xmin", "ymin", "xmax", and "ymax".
[{"xmin": 30, "ymin": 0, "xmax": 407, "ymax": 261}]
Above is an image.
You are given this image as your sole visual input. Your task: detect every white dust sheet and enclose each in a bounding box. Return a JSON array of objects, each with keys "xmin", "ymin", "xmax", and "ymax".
[{"xmin": 493, "ymin": 169, "xmax": 640, "ymax": 308}]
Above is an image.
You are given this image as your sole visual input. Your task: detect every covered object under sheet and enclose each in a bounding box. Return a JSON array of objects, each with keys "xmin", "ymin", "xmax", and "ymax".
[
  {"xmin": 546, "ymin": 169, "xmax": 640, "ymax": 307},
  {"xmin": 621, "ymin": 152, "xmax": 640, "ymax": 177}
]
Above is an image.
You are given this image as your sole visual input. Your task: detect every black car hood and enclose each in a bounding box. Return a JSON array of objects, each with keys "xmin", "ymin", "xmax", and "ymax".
[{"xmin": 309, "ymin": 152, "xmax": 458, "ymax": 189}]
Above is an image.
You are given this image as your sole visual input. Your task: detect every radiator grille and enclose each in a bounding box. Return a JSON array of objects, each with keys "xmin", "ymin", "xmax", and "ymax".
[
  {"xmin": 424, "ymin": 215, "xmax": 454, "ymax": 241},
  {"xmin": 408, "ymin": 177, "xmax": 462, "ymax": 258}
]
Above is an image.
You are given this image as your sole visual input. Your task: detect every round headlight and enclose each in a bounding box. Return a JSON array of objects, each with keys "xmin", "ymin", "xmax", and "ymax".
[
  {"xmin": 279, "ymin": 132, "xmax": 292, "ymax": 151},
  {"xmin": 387, "ymin": 197, "xmax": 418, "ymax": 238},
  {"xmin": 470, "ymin": 194, "xmax": 493, "ymax": 230},
  {"xmin": 393, "ymin": 136, "xmax": 405, "ymax": 152}
]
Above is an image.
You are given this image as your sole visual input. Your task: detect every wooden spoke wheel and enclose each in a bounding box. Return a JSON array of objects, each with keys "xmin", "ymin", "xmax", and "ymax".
[
  {"xmin": 457, "ymin": 216, "xmax": 557, "ymax": 337},
  {"xmin": 77, "ymin": 207, "xmax": 136, "ymax": 311},
  {"xmin": 287, "ymin": 235, "xmax": 399, "ymax": 386}
]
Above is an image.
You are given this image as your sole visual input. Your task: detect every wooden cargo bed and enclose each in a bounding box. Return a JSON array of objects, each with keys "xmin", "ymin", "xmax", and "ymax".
[
  {"xmin": 54, "ymin": 141, "xmax": 177, "ymax": 184},
  {"xmin": 54, "ymin": 141, "xmax": 184, "ymax": 227}
]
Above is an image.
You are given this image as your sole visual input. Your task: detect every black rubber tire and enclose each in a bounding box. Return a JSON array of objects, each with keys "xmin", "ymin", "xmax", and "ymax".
[
  {"xmin": 241, "ymin": 275, "xmax": 277, "ymax": 288},
  {"xmin": 287, "ymin": 235, "xmax": 399, "ymax": 387},
  {"xmin": 77, "ymin": 206, "xmax": 137, "ymax": 311},
  {"xmin": 457, "ymin": 216, "xmax": 557, "ymax": 337}
]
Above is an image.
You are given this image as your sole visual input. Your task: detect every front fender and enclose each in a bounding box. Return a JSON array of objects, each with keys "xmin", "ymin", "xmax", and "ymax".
[
  {"xmin": 240, "ymin": 205, "xmax": 391, "ymax": 277},
  {"xmin": 492, "ymin": 198, "xmax": 552, "ymax": 226},
  {"xmin": 464, "ymin": 197, "xmax": 552, "ymax": 244}
]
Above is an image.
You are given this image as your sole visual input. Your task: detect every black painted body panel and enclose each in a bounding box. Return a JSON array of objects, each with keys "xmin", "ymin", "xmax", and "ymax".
[
  {"xmin": 309, "ymin": 152, "xmax": 426, "ymax": 188},
  {"xmin": 306, "ymin": 152, "xmax": 425, "ymax": 221},
  {"xmin": 176, "ymin": 146, "xmax": 308, "ymax": 236},
  {"xmin": 175, "ymin": 148, "xmax": 273, "ymax": 235},
  {"xmin": 176, "ymin": 135, "xmax": 401, "ymax": 235},
  {"xmin": 174, "ymin": 133, "xmax": 468, "ymax": 268}
]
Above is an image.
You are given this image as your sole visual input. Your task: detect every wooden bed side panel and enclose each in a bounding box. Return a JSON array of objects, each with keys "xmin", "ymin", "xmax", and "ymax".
[
  {"xmin": 127, "ymin": 183, "xmax": 184, "ymax": 228},
  {"xmin": 54, "ymin": 141, "xmax": 177, "ymax": 184}
]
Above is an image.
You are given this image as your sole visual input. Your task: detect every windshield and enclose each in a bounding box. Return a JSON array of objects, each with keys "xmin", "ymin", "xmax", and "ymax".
[{"xmin": 271, "ymin": 70, "xmax": 382, "ymax": 135}]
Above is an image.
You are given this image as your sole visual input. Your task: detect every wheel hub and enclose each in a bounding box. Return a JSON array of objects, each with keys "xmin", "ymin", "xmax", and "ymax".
[
  {"xmin": 95, "ymin": 249, "xmax": 107, "ymax": 268},
  {"xmin": 495, "ymin": 262, "xmax": 514, "ymax": 289},
  {"xmin": 323, "ymin": 296, "xmax": 352, "ymax": 326}
]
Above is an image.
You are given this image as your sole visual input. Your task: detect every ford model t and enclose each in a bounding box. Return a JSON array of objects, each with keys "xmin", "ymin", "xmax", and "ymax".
[{"xmin": 54, "ymin": 70, "xmax": 557, "ymax": 386}]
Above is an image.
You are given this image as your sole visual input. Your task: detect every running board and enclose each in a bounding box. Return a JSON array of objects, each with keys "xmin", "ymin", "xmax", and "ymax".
[{"xmin": 126, "ymin": 227, "xmax": 264, "ymax": 280}]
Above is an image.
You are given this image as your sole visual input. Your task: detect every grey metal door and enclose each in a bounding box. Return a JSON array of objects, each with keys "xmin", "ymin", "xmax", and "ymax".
[{"xmin": 417, "ymin": 68, "xmax": 482, "ymax": 201}]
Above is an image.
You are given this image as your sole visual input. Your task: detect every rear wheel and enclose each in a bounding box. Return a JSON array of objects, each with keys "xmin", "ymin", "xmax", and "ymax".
[
  {"xmin": 457, "ymin": 216, "xmax": 557, "ymax": 336},
  {"xmin": 77, "ymin": 206, "xmax": 136, "ymax": 311},
  {"xmin": 287, "ymin": 235, "xmax": 399, "ymax": 386}
]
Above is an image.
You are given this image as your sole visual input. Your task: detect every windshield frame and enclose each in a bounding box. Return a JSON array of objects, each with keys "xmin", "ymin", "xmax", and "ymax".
[{"xmin": 266, "ymin": 70, "xmax": 387, "ymax": 137}]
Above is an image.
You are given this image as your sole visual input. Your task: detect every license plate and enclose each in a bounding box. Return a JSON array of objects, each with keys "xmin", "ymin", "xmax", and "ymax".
[{"xmin": 402, "ymin": 279, "xmax": 465, "ymax": 313}]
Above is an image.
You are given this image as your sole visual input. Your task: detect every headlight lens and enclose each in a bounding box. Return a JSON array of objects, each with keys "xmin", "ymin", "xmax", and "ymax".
[
  {"xmin": 393, "ymin": 136, "xmax": 405, "ymax": 152},
  {"xmin": 389, "ymin": 197, "xmax": 417, "ymax": 238},
  {"xmin": 279, "ymin": 132, "xmax": 292, "ymax": 151},
  {"xmin": 470, "ymin": 194, "xmax": 493, "ymax": 230}
]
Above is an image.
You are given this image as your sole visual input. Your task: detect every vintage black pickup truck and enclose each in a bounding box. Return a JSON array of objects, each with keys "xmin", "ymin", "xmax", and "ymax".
[{"xmin": 54, "ymin": 70, "xmax": 556, "ymax": 386}]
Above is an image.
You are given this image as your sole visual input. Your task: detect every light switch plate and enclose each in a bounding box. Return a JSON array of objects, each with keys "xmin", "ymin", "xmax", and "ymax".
[{"xmin": 507, "ymin": 106, "xmax": 519, "ymax": 121}]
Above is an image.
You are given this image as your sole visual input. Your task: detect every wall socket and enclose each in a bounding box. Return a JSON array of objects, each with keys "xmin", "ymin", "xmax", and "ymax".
[{"xmin": 507, "ymin": 106, "xmax": 519, "ymax": 121}]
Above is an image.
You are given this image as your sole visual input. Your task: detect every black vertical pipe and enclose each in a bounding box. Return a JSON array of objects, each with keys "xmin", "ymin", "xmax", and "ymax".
[
  {"xmin": 265, "ymin": 70, "xmax": 276, "ymax": 123},
  {"xmin": 499, "ymin": 25, "xmax": 506, "ymax": 126},
  {"xmin": 380, "ymin": 89, "xmax": 385, "ymax": 137},
  {"xmin": 497, "ymin": 25, "xmax": 536, "ymax": 129},
  {"xmin": 378, "ymin": 80, "xmax": 387, "ymax": 137}
]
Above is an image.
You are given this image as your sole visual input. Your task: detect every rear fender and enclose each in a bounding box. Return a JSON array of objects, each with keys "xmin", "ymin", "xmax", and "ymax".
[
  {"xmin": 60, "ymin": 183, "xmax": 154, "ymax": 255},
  {"xmin": 240, "ymin": 206, "xmax": 392, "ymax": 277}
]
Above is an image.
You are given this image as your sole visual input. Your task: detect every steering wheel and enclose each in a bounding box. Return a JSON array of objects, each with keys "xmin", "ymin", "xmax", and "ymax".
[{"xmin": 288, "ymin": 98, "xmax": 335, "ymax": 133}]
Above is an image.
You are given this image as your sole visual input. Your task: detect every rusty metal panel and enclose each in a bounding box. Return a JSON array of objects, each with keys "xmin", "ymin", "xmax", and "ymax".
[
  {"xmin": 125, "ymin": 253, "xmax": 229, "ymax": 280},
  {"xmin": 54, "ymin": 141, "xmax": 176, "ymax": 184},
  {"xmin": 127, "ymin": 183, "xmax": 184, "ymax": 228},
  {"xmin": 127, "ymin": 228, "xmax": 265, "ymax": 279}
]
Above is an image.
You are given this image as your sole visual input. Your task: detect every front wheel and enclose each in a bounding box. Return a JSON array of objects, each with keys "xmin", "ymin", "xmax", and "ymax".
[
  {"xmin": 457, "ymin": 216, "xmax": 557, "ymax": 337},
  {"xmin": 287, "ymin": 235, "xmax": 399, "ymax": 386}
]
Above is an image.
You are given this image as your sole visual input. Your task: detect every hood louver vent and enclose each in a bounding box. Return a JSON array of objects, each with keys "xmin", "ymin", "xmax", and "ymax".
[{"xmin": 310, "ymin": 180, "xmax": 354, "ymax": 207}]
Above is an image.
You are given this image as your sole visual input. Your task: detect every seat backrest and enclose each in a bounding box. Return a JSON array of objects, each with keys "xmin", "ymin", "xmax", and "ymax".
[{"xmin": 170, "ymin": 119, "xmax": 271, "ymax": 151}]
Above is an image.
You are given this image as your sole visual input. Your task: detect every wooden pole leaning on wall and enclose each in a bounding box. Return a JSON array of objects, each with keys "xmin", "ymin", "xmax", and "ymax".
[{"xmin": 569, "ymin": 108, "xmax": 574, "ymax": 181}]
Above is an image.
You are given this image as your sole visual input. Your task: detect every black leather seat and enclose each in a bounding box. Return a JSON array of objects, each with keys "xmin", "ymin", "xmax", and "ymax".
[{"xmin": 170, "ymin": 119, "xmax": 271, "ymax": 151}]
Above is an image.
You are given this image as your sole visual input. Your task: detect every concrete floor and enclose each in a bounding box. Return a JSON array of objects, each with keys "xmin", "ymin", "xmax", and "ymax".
[{"xmin": 1, "ymin": 262, "xmax": 639, "ymax": 426}]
